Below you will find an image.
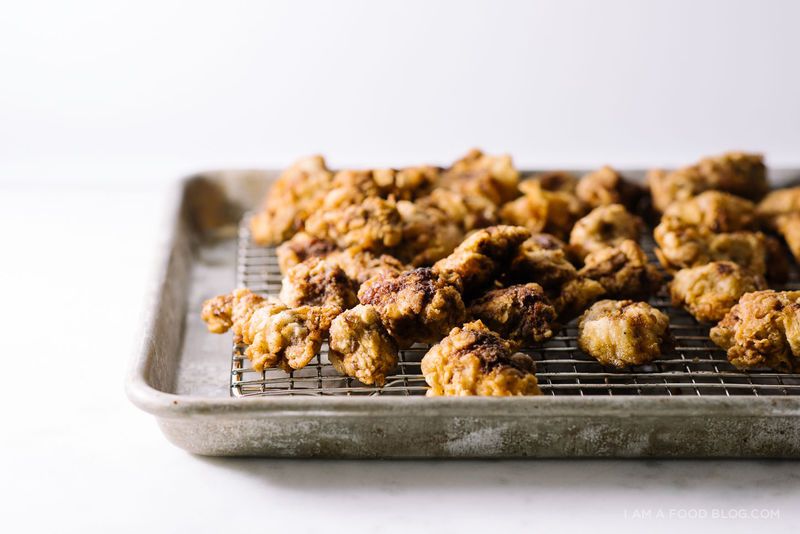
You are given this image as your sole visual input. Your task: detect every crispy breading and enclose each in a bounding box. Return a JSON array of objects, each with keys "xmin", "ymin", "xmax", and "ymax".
[
  {"xmin": 201, "ymin": 288, "xmax": 337, "ymax": 372},
  {"xmin": 432, "ymin": 225, "xmax": 530, "ymax": 293},
  {"xmin": 324, "ymin": 247, "xmax": 410, "ymax": 285},
  {"xmin": 569, "ymin": 204, "xmax": 643, "ymax": 259},
  {"xmin": 775, "ymin": 214, "xmax": 800, "ymax": 264},
  {"xmin": 358, "ymin": 267, "xmax": 466, "ymax": 347},
  {"xmin": 551, "ymin": 276, "xmax": 606, "ymax": 322},
  {"xmin": 578, "ymin": 299, "xmax": 671, "ymax": 367},
  {"xmin": 249, "ymin": 155, "xmax": 333, "ymax": 245},
  {"xmin": 468, "ymin": 283, "xmax": 557, "ymax": 344},
  {"xmin": 500, "ymin": 179, "xmax": 585, "ymax": 239},
  {"xmin": 328, "ymin": 304, "xmax": 399, "ymax": 386},
  {"xmin": 394, "ymin": 200, "xmax": 464, "ymax": 266},
  {"xmin": 647, "ymin": 151, "xmax": 767, "ymax": 212},
  {"xmin": 279, "ymin": 257, "xmax": 358, "ymax": 310},
  {"xmin": 304, "ymin": 190, "xmax": 402, "ymax": 252},
  {"xmin": 276, "ymin": 232, "xmax": 338, "ymax": 274},
  {"xmin": 578, "ymin": 240, "xmax": 662, "ymax": 300},
  {"xmin": 421, "ymin": 320, "xmax": 542, "ymax": 396},
  {"xmin": 416, "ymin": 187, "xmax": 499, "ymax": 231},
  {"xmin": 441, "ymin": 148, "xmax": 521, "ymax": 204},
  {"xmin": 710, "ymin": 290, "xmax": 800, "ymax": 372},
  {"xmin": 757, "ymin": 187, "xmax": 800, "ymax": 264},
  {"xmin": 575, "ymin": 166, "xmax": 643, "ymax": 210},
  {"xmin": 507, "ymin": 233, "xmax": 578, "ymax": 289},
  {"xmin": 653, "ymin": 191, "xmax": 773, "ymax": 275},
  {"xmin": 670, "ymin": 262, "xmax": 767, "ymax": 323},
  {"xmin": 331, "ymin": 166, "xmax": 440, "ymax": 201}
]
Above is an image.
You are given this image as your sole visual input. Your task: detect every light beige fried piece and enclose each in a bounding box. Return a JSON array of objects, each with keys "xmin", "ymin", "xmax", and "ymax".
[
  {"xmin": 249, "ymin": 155, "xmax": 333, "ymax": 245},
  {"xmin": 328, "ymin": 304, "xmax": 399, "ymax": 386},
  {"xmin": 670, "ymin": 262, "xmax": 767, "ymax": 323},
  {"xmin": 653, "ymin": 191, "xmax": 775, "ymax": 276},
  {"xmin": 432, "ymin": 225, "xmax": 531, "ymax": 294},
  {"xmin": 575, "ymin": 166, "xmax": 643, "ymax": 210},
  {"xmin": 647, "ymin": 151, "xmax": 767, "ymax": 212},
  {"xmin": 468, "ymin": 283, "xmax": 557, "ymax": 344},
  {"xmin": 578, "ymin": 299, "xmax": 671, "ymax": 367},
  {"xmin": 757, "ymin": 186, "xmax": 800, "ymax": 225},
  {"xmin": 775, "ymin": 214, "xmax": 800, "ymax": 264},
  {"xmin": 201, "ymin": 288, "xmax": 337, "ymax": 372},
  {"xmin": 394, "ymin": 200, "xmax": 464, "ymax": 266},
  {"xmin": 331, "ymin": 166, "xmax": 440, "ymax": 201},
  {"xmin": 507, "ymin": 233, "xmax": 578, "ymax": 289},
  {"xmin": 417, "ymin": 187, "xmax": 500, "ymax": 232},
  {"xmin": 710, "ymin": 290, "xmax": 800, "ymax": 372},
  {"xmin": 442, "ymin": 148, "xmax": 521, "ymax": 204},
  {"xmin": 578, "ymin": 240, "xmax": 662, "ymax": 300},
  {"xmin": 279, "ymin": 257, "xmax": 358, "ymax": 310},
  {"xmin": 569, "ymin": 204, "xmax": 643, "ymax": 259},
  {"xmin": 421, "ymin": 320, "xmax": 542, "ymax": 396},
  {"xmin": 276, "ymin": 232, "xmax": 338, "ymax": 274},
  {"xmin": 551, "ymin": 276, "xmax": 606, "ymax": 322},
  {"xmin": 304, "ymin": 190, "xmax": 403, "ymax": 252},
  {"xmin": 500, "ymin": 179, "xmax": 585, "ymax": 239},
  {"xmin": 324, "ymin": 247, "xmax": 410, "ymax": 285},
  {"xmin": 358, "ymin": 267, "xmax": 466, "ymax": 347}
]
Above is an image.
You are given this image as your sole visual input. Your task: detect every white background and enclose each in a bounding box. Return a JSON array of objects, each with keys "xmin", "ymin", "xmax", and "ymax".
[{"xmin": 0, "ymin": 1, "xmax": 799, "ymax": 533}]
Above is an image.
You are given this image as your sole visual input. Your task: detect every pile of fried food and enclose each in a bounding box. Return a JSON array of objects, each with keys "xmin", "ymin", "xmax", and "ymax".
[{"xmin": 201, "ymin": 149, "xmax": 800, "ymax": 396}]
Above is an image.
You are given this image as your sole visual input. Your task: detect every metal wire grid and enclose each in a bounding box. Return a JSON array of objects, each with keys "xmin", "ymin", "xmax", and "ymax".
[{"xmin": 231, "ymin": 216, "xmax": 800, "ymax": 397}]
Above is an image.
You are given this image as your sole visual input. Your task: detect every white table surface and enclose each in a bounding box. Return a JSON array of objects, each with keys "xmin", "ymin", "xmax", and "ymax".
[{"xmin": 1, "ymin": 178, "xmax": 798, "ymax": 534}]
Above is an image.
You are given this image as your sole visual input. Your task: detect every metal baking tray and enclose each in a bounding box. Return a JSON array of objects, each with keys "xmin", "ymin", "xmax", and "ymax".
[{"xmin": 127, "ymin": 168, "xmax": 800, "ymax": 457}]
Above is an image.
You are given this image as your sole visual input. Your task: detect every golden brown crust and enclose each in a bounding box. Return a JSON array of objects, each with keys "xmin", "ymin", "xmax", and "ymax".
[
  {"xmin": 358, "ymin": 267, "xmax": 466, "ymax": 347},
  {"xmin": 710, "ymin": 290, "xmax": 800, "ymax": 372},
  {"xmin": 670, "ymin": 262, "xmax": 766, "ymax": 323},
  {"xmin": 432, "ymin": 225, "xmax": 530, "ymax": 294},
  {"xmin": 551, "ymin": 277, "xmax": 606, "ymax": 322},
  {"xmin": 304, "ymin": 191, "xmax": 403, "ymax": 252},
  {"xmin": 647, "ymin": 151, "xmax": 767, "ymax": 212},
  {"xmin": 331, "ymin": 166, "xmax": 440, "ymax": 201},
  {"xmin": 578, "ymin": 240, "xmax": 662, "ymax": 300},
  {"xmin": 569, "ymin": 204, "xmax": 643, "ymax": 259},
  {"xmin": 276, "ymin": 232, "xmax": 338, "ymax": 274},
  {"xmin": 653, "ymin": 191, "xmax": 771, "ymax": 276},
  {"xmin": 328, "ymin": 304, "xmax": 399, "ymax": 386},
  {"xmin": 441, "ymin": 148, "xmax": 521, "ymax": 204},
  {"xmin": 201, "ymin": 288, "xmax": 337, "ymax": 372},
  {"xmin": 324, "ymin": 247, "xmax": 410, "ymax": 285},
  {"xmin": 394, "ymin": 200, "xmax": 464, "ymax": 266},
  {"xmin": 757, "ymin": 188, "xmax": 800, "ymax": 265},
  {"xmin": 506, "ymin": 234, "xmax": 578, "ymax": 289},
  {"xmin": 279, "ymin": 257, "xmax": 358, "ymax": 310},
  {"xmin": 578, "ymin": 299, "xmax": 671, "ymax": 367},
  {"xmin": 249, "ymin": 156, "xmax": 333, "ymax": 245},
  {"xmin": 575, "ymin": 166, "xmax": 643, "ymax": 210},
  {"xmin": 500, "ymin": 179, "xmax": 585, "ymax": 239},
  {"xmin": 468, "ymin": 283, "xmax": 557, "ymax": 345},
  {"xmin": 421, "ymin": 320, "xmax": 542, "ymax": 396}
]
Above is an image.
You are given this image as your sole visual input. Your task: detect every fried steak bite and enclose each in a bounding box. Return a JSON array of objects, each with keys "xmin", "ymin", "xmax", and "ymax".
[
  {"xmin": 578, "ymin": 240, "xmax": 662, "ymax": 300},
  {"xmin": 279, "ymin": 257, "xmax": 358, "ymax": 310},
  {"xmin": 670, "ymin": 261, "xmax": 766, "ymax": 323},
  {"xmin": 569, "ymin": 204, "xmax": 643, "ymax": 259},
  {"xmin": 250, "ymin": 155, "xmax": 333, "ymax": 245},
  {"xmin": 468, "ymin": 283, "xmax": 558, "ymax": 345},
  {"xmin": 507, "ymin": 233, "xmax": 578, "ymax": 289},
  {"xmin": 551, "ymin": 276, "xmax": 606, "ymax": 322},
  {"xmin": 578, "ymin": 299, "xmax": 671, "ymax": 368},
  {"xmin": 328, "ymin": 304, "xmax": 399, "ymax": 386},
  {"xmin": 421, "ymin": 320, "xmax": 542, "ymax": 396},
  {"xmin": 757, "ymin": 187, "xmax": 800, "ymax": 264},
  {"xmin": 304, "ymin": 189, "xmax": 402, "ymax": 252},
  {"xmin": 575, "ymin": 166, "xmax": 643, "ymax": 210},
  {"xmin": 441, "ymin": 148, "xmax": 521, "ymax": 204},
  {"xmin": 394, "ymin": 200, "xmax": 464, "ymax": 266},
  {"xmin": 201, "ymin": 288, "xmax": 337, "ymax": 372},
  {"xmin": 331, "ymin": 166, "xmax": 439, "ymax": 201},
  {"xmin": 416, "ymin": 187, "xmax": 499, "ymax": 232},
  {"xmin": 652, "ymin": 191, "xmax": 779, "ymax": 276},
  {"xmin": 500, "ymin": 178, "xmax": 585, "ymax": 239},
  {"xmin": 276, "ymin": 232, "xmax": 338, "ymax": 274},
  {"xmin": 325, "ymin": 247, "xmax": 409, "ymax": 285},
  {"xmin": 358, "ymin": 267, "xmax": 466, "ymax": 347},
  {"xmin": 432, "ymin": 225, "xmax": 530, "ymax": 294},
  {"xmin": 710, "ymin": 290, "xmax": 800, "ymax": 372},
  {"xmin": 647, "ymin": 151, "xmax": 768, "ymax": 212}
]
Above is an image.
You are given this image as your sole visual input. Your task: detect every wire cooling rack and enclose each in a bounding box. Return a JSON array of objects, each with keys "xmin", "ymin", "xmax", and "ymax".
[{"xmin": 231, "ymin": 216, "xmax": 800, "ymax": 397}]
